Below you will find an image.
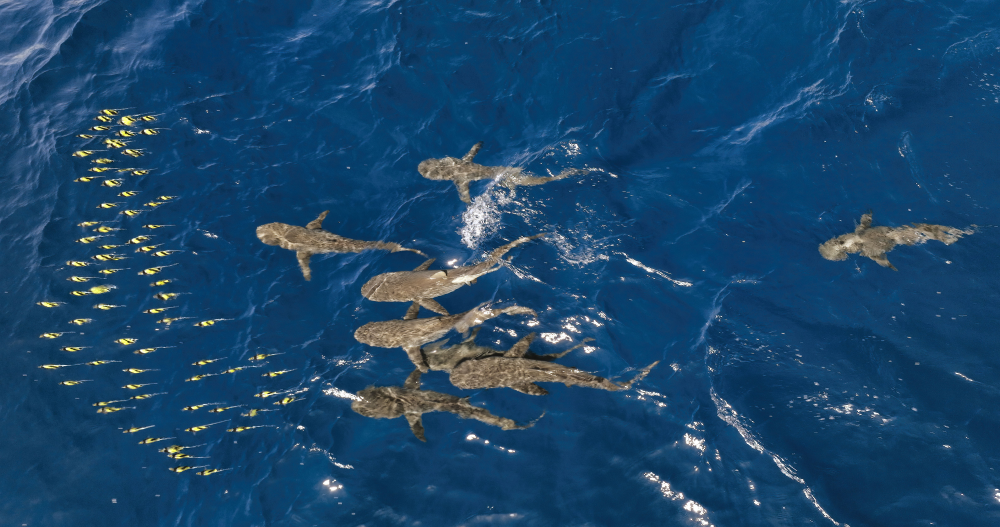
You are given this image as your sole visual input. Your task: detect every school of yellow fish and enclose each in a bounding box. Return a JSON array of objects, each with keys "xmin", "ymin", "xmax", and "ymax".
[{"xmin": 36, "ymin": 109, "xmax": 292, "ymax": 477}]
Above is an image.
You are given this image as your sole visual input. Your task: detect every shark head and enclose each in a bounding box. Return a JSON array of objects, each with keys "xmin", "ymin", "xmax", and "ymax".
[
  {"xmin": 417, "ymin": 157, "xmax": 461, "ymax": 181},
  {"xmin": 352, "ymin": 387, "xmax": 404, "ymax": 418},
  {"xmin": 256, "ymin": 223, "xmax": 290, "ymax": 247},
  {"xmin": 359, "ymin": 274, "xmax": 386, "ymax": 300},
  {"xmin": 818, "ymin": 234, "xmax": 855, "ymax": 261}
]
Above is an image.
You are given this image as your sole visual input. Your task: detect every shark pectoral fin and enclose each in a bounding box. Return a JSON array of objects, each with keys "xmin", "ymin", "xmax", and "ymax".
[
  {"xmin": 296, "ymin": 251, "xmax": 313, "ymax": 281},
  {"xmin": 455, "ymin": 180, "xmax": 472, "ymax": 204},
  {"xmin": 403, "ymin": 301, "xmax": 420, "ymax": 320},
  {"xmin": 413, "ymin": 258, "xmax": 436, "ymax": 272},
  {"xmin": 462, "ymin": 142, "xmax": 483, "ymax": 163},
  {"xmin": 463, "ymin": 327, "xmax": 481, "ymax": 343},
  {"xmin": 403, "ymin": 345, "xmax": 429, "ymax": 372},
  {"xmin": 423, "ymin": 338, "xmax": 449, "ymax": 353},
  {"xmin": 547, "ymin": 337, "xmax": 594, "ymax": 359},
  {"xmin": 306, "ymin": 210, "xmax": 329, "ymax": 230},
  {"xmin": 470, "ymin": 278, "xmax": 477, "ymax": 285},
  {"xmin": 419, "ymin": 298, "xmax": 449, "ymax": 316},
  {"xmin": 403, "ymin": 369, "xmax": 423, "ymax": 390},
  {"xmin": 512, "ymin": 383, "xmax": 548, "ymax": 396},
  {"xmin": 505, "ymin": 332, "xmax": 536, "ymax": 358},
  {"xmin": 622, "ymin": 360, "xmax": 660, "ymax": 389},
  {"xmin": 405, "ymin": 414, "xmax": 426, "ymax": 441},
  {"xmin": 872, "ymin": 253, "xmax": 897, "ymax": 271},
  {"xmin": 856, "ymin": 210, "xmax": 873, "ymax": 233}
]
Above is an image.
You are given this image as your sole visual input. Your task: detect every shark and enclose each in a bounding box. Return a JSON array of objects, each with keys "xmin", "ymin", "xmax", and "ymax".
[
  {"xmin": 418, "ymin": 142, "xmax": 590, "ymax": 204},
  {"xmin": 442, "ymin": 332, "xmax": 659, "ymax": 395},
  {"xmin": 354, "ymin": 302, "xmax": 537, "ymax": 372},
  {"xmin": 819, "ymin": 211, "xmax": 972, "ymax": 270},
  {"xmin": 256, "ymin": 210, "xmax": 426, "ymax": 280},
  {"xmin": 351, "ymin": 369, "xmax": 538, "ymax": 441},
  {"xmin": 360, "ymin": 234, "xmax": 545, "ymax": 315},
  {"xmin": 421, "ymin": 327, "xmax": 591, "ymax": 372}
]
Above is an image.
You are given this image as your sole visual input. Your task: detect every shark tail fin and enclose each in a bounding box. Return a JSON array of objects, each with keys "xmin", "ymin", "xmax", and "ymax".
[{"xmin": 485, "ymin": 233, "xmax": 547, "ymax": 264}]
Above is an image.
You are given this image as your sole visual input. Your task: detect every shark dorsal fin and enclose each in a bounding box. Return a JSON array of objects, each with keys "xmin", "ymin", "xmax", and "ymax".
[
  {"xmin": 462, "ymin": 142, "xmax": 483, "ymax": 163},
  {"xmin": 403, "ymin": 369, "xmax": 422, "ymax": 390},
  {"xmin": 431, "ymin": 271, "xmax": 447, "ymax": 279},
  {"xmin": 306, "ymin": 210, "xmax": 329, "ymax": 230}
]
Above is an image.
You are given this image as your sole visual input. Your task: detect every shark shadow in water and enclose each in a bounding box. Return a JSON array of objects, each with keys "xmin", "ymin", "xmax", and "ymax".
[
  {"xmin": 354, "ymin": 302, "xmax": 537, "ymax": 372},
  {"xmin": 360, "ymin": 234, "xmax": 545, "ymax": 315},
  {"xmin": 819, "ymin": 211, "xmax": 972, "ymax": 270},
  {"xmin": 351, "ymin": 369, "xmax": 538, "ymax": 441},
  {"xmin": 418, "ymin": 142, "xmax": 591, "ymax": 204},
  {"xmin": 256, "ymin": 210, "xmax": 426, "ymax": 280}
]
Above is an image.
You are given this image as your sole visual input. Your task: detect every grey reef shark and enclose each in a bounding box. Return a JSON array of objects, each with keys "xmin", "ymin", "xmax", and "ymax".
[
  {"xmin": 353, "ymin": 302, "xmax": 537, "ymax": 372},
  {"xmin": 360, "ymin": 233, "xmax": 546, "ymax": 315},
  {"xmin": 425, "ymin": 330, "xmax": 658, "ymax": 395},
  {"xmin": 819, "ymin": 211, "xmax": 973, "ymax": 270},
  {"xmin": 256, "ymin": 210, "xmax": 426, "ymax": 280},
  {"xmin": 418, "ymin": 142, "xmax": 591, "ymax": 204},
  {"xmin": 351, "ymin": 370, "xmax": 538, "ymax": 442}
]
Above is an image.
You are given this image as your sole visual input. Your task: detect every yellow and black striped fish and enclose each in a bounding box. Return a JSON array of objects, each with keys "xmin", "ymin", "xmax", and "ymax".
[
  {"xmin": 138, "ymin": 437, "xmax": 173, "ymax": 445},
  {"xmin": 138, "ymin": 264, "xmax": 177, "ymax": 275},
  {"xmin": 101, "ymin": 179, "xmax": 124, "ymax": 187},
  {"xmin": 37, "ymin": 301, "xmax": 65, "ymax": 307},
  {"xmin": 59, "ymin": 380, "xmax": 92, "ymax": 386},
  {"xmin": 94, "ymin": 303, "xmax": 124, "ymax": 310}
]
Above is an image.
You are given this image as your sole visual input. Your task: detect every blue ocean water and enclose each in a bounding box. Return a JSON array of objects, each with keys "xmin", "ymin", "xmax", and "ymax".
[{"xmin": 2, "ymin": 0, "xmax": 1000, "ymax": 525}]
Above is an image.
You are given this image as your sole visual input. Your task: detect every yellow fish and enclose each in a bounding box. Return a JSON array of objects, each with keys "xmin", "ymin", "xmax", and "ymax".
[
  {"xmin": 76, "ymin": 236, "xmax": 102, "ymax": 244},
  {"xmin": 248, "ymin": 352, "xmax": 283, "ymax": 361},
  {"xmin": 254, "ymin": 391, "xmax": 280, "ymax": 399},
  {"xmin": 123, "ymin": 425, "xmax": 154, "ymax": 434},
  {"xmin": 262, "ymin": 369, "xmax": 295, "ymax": 378},
  {"xmin": 167, "ymin": 453, "xmax": 209, "ymax": 460},
  {"xmin": 193, "ymin": 319, "xmax": 224, "ymax": 327},
  {"xmin": 68, "ymin": 318, "xmax": 92, "ymax": 325},
  {"xmin": 136, "ymin": 244, "xmax": 162, "ymax": 253},
  {"xmin": 226, "ymin": 425, "xmax": 278, "ymax": 433},
  {"xmin": 93, "ymin": 158, "xmax": 114, "ymax": 164},
  {"xmin": 182, "ymin": 403, "xmax": 222, "ymax": 411},
  {"xmin": 59, "ymin": 380, "xmax": 91, "ymax": 386},
  {"xmin": 119, "ymin": 115, "xmax": 139, "ymax": 126},
  {"xmin": 241, "ymin": 409, "xmax": 276, "ymax": 417},
  {"xmin": 95, "ymin": 115, "xmax": 113, "ymax": 122},
  {"xmin": 130, "ymin": 169, "xmax": 152, "ymax": 176},
  {"xmin": 93, "ymin": 254, "xmax": 126, "ymax": 261},
  {"xmin": 184, "ymin": 420, "xmax": 227, "ymax": 433},
  {"xmin": 157, "ymin": 196, "xmax": 177, "ymax": 201},
  {"xmin": 40, "ymin": 332, "xmax": 66, "ymax": 339},
  {"xmin": 138, "ymin": 264, "xmax": 177, "ymax": 275},
  {"xmin": 97, "ymin": 269, "xmax": 125, "ymax": 275},
  {"xmin": 72, "ymin": 150, "xmax": 97, "ymax": 157},
  {"xmin": 168, "ymin": 465, "xmax": 208, "ymax": 473},
  {"xmin": 207, "ymin": 405, "xmax": 242, "ymax": 414},
  {"xmin": 37, "ymin": 301, "xmax": 64, "ymax": 307},
  {"xmin": 96, "ymin": 406, "xmax": 131, "ymax": 414},
  {"xmin": 96, "ymin": 202, "xmax": 121, "ymax": 209},
  {"xmin": 184, "ymin": 374, "xmax": 217, "ymax": 382},
  {"xmin": 150, "ymin": 279, "xmax": 172, "ymax": 287},
  {"xmin": 89, "ymin": 167, "xmax": 114, "ymax": 173},
  {"xmin": 123, "ymin": 383, "xmax": 156, "ymax": 389},
  {"xmin": 104, "ymin": 138, "xmax": 128, "ymax": 148},
  {"xmin": 192, "ymin": 358, "xmax": 222, "ymax": 366},
  {"xmin": 138, "ymin": 437, "xmax": 174, "ymax": 445},
  {"xmin": 123, "ymin": 368, "xmax": 157, "ymax": 374},
  {"xmin": 119, "ymin": 210, "xmax": 146, "ymax": 217},
  {"xmin": 157, "ymin": 317, "xmax": 192, "ymax": 325},
  {"xmin": 126, "ymin": 235, "xmax": 151, "ymax": 244},
  {"xmin": 98, "ymin": 244, "xmax": 122, "ymax": 250},
  {"xmin": 195, "ymin": 468, "xmax": 230, "ymax": 477},
  {"xmin": 90, "ymin": 125, "xmax": 112, "ymax": 131},
  {"xmin": 141, "ymin": 224, "xmax": 173, "ymax": 229},
  {"xmin": 159, "ymin": 444, "xmax": 204, "ymax": 454},
  {"xmin": 39, "ymin": 364, "xmax": 73, "ymax": 369},
  {"xmin": 114, "ymin": 338, "xmax": 137, "ymax": 345},
  {"xmin": 68, "ymin": 276, "xmax": 97, "ymax": 282},
  {"xmin": 132, "ymin": 346, "xmax": 175, "ymax": 355},
  {"xmin": 87, "ymin": 360, "xmax": 120, "ymax": 366},
  {"xmin": 141, "ymin": 115, "xmax": 159, "ymax": 122},
  {"xmin": 130, "ymin": 392, "xmax": 167, "ymax": 400},
  {"xmin": 151, "ymin": 250, "xmax": 180, "ymax": 257},
  {"xmin": 117, "ymin": 130, "xmax": 138, "ymax": 137},
  {"xmin": 70, "ymin": 291, "xmax": 91, "ymax": 296},
  {"xmin": 118, "ymin": 191, "xmax": 140, "ymax": 197},
  {"xmin": 153, "ymin": 292, "xmax": 183, "ymax": 301},
  {"xmin": 101, "ymin": 108, "xmax": 128, "ymax": 116},
  {"xmin": 78, "ymin": 134, "xmax": 95, "ymax": 139},
  {"xmin": 141, "ymin": 129, "xmax": 160, "ymax": 135},
  {"xmin": 74, "ymin": 176, "xmax": 102, "ymax": 182},
  {"xmin": 102, "ymin": 179, "xmax": 123, "ymax": 187},
  {"xmin": 66, "ymin": 260, "xmax": 91, "ymax": 266},
  {"xmin": 94, "ymin": 303, "xmax": 124, "ymax": 309},
  {"xmin": 273, "ymin": 396, "xmax": 298, "ymax": 406},
  {"xmin": 93, "ymin": 226, "xmax": 120, "ymax": 233},
  {"xmin": 90, "ymin": 285, "xmax": 114, "ymax": 294},
  {"xmin": 122, "ymin": 149, "xmax": 145, "ymax": 157},
  {"xmin": 94, "ymin": 399, "xmax": 127, "ymax": 407},
  {"xmin": 60, "ymin": 346, "xmax": 88, "ymax": 352},
  {"xmin": 144, "ymin": 201, "xmax": 166, "ymax": 208},
  {"xmin": 142, "ymin": 306, "xmax": 175, "ymax": 314},
  {"xmin": 78, "ymin": 222, "xmax": 101, "ymax": 227},
  {"xmin": 220, "ymin": 367, "xmax": 248, "ymax": 374}
]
